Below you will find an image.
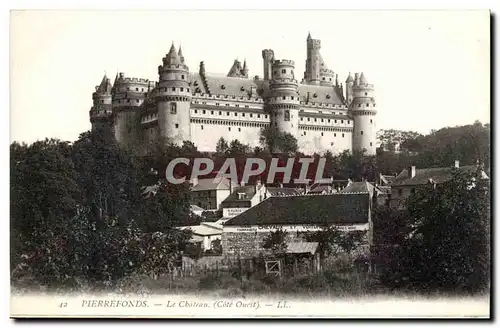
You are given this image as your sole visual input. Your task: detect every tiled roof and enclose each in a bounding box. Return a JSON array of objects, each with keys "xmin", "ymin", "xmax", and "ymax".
[
  {"xmin": 188, "ymin": 72, "xmax": 345, "ymax": 106},
  {"xmin": 339, "ymin": 181, "xmax": 374, "ymax": 195},
  {"xmin": 285, "ymin": 242, "xmax": 319, "ymax": 255},
  {"xmin": 224, "ymin": 194, "xmax": 370, "ymax": 226},
  {"xmin": 191, "ymin": 177, "xmax": 232, "ymax": 191},
  {"xmin": 178, "ymin": 224, "xmax": 222, "ymax": 236},
  {"xmin": 221, "ymin": 185, "xmax": 260, "ymax": 204},
  {"xmin": 266, "ymin": 187, "xmax": 304, "ymax": 197},
  {"xmin": 308, "ymin": 185, "xmax": 334, "ymax": 194},
  {"xmin": 391, "ymin": 165, "xmax": 487, "ymax": 186}
]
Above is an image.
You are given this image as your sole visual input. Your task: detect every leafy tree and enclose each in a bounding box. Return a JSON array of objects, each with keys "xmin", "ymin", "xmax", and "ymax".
[
  {"xmin": 228, "ymin": 139, "xmax": 251, "ymax": 156},
  {"xmin": 302, "ymin": 226, "xmax": 365, "ymax": 260},
  {"xmin": 381, "ymin": 168, "xmax": 490, "ymax": 293},
  {"xmin": 215, "ymin": 137, "xmax": 229, "ymax": 156},
  {"xmin": 259, "ymin": 126, "xmax": 298, "ymax": 155},
  {"xmin": 262, "ymin": 228, "xmax": 288, "ymax": 254}
]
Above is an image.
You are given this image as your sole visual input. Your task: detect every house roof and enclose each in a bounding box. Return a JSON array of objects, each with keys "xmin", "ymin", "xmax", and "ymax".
[
  {"xmin": 266, "ymin": 187, "xmax": 304, "ymax": 197},
  {"xmin": 221, "ymin": 185, "xmax": 260, "ymax": 204},
  {"xmin": 285, "ymin": 242, "xmax": 319, "ymax": 255},
  {"xmin": 391, "ymin": 165, "xmax": 487, "ymax": 186},
  {"xmin": 178, "ymin": 223, "xmax": 222, "ymax": 236},
  {"xmin": 190, "ymin": 204, "xmax": 205, "ymax": 212},
  {"xmin": 191, "ymin": 177, "xmax": 232, "ymax": 191},
  {"xmin": 224, "ymin": 194, "xmax": 370, "ymax": 226},
  {"xmin": 308, "ymin": 185, "xmax": 334, "ymax": 194}
]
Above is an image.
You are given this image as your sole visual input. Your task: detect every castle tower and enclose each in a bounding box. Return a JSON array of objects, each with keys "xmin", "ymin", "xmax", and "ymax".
[
  {"xmin": 262, "ymin": 49, "xmax": 275, "ymax": 81},
  {"xmin": 304, "ymin": 33, "xmax": 321, "ymax": 85},
  {"xmin": 345, "ymin": 72, "xmax": 354, "ymax": 105},
  {"xmin": 89, "ymin": 74, "xmax": 113, "ymax": 135},
  {"xmin": 349, "ymin": 72, "xmax": 377, "ymax": 155},
  {"xmin": 267, "ymin": 59, "xmax": 300, "ymax": 140},
  {"xmin": 156, "ymin": 43, "xmax": 191, "ymax": 146},
  {"xmin": 112, "ymin": 72, "xmax": 150, "ymax": 148}
]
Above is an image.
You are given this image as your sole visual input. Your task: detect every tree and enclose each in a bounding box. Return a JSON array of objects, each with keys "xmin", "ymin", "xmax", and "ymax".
[
  {"xmin": 262, "ymin": 229, "xmax": 288, "ymax": 254},
  {"xmin": 228, "ymin": 139, "xmax": 251, "ymax": 156},
  {"xmin": 259, "ymin": 126, "xmax": 298, "ymax": 155},
  {"xmin": 215, "ymin": 137, "xmax": 229, "ymax": 156},
  {"xmin": 382, "ymin": 168, "xmax": 490, "ymax": 293},
  {"xmin": 302, "ymin": 226, "xmax": 365, "ymax": 260}
]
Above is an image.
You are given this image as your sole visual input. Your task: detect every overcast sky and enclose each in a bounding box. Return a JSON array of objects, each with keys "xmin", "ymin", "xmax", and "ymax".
[{"xmin": 10, "ymin": 10, "xmax": 490, "ymax": 144}]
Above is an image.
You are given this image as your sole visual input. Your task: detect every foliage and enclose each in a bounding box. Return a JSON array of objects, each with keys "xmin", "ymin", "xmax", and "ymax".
[
  {"xmin": 380, "ymin": 168, "xmax": 490, "ymax": 293},
  {"xmin": 259, "ymin": 126, "xmax": 298, "ymax": 155},
  {"xmin": 262, "ymin": 228, "xmax": 288, "ymax": 254},
  {"xmin": 302, "ymin": 226, "xmax": 365, "ymax": 259}
]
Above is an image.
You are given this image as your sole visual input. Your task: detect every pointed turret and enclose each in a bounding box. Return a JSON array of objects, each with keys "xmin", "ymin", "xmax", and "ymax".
[
  {"xmin": 178, "ymin": 45, "xmax": 184, "ymax": 63},
  {"xmin": 346, "ymin": 72, "xmax": 354, "ymax": 83},
  {"xmin": 359, "ymin": 72, "xmax": 368, "ymax": 85},
  {"xmin": 307, "ymin": 31, "xmax": 312, "ymax": 40},
  {"xmin": 96, "ymin": 74, "xmax": 112, "ymax": 94},
  {"xmin": 164, "ymin": 42, "xmax": 182, "ymax": 66}
]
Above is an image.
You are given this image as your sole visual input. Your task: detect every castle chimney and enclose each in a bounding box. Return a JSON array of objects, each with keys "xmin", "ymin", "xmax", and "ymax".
[
  {"xmin": 408, "ymin": 166, "xmax": 416, "ymax": 178},
  {"xmin": 454, "ymin": 160, "xmax": 460, "ymax": 168}
]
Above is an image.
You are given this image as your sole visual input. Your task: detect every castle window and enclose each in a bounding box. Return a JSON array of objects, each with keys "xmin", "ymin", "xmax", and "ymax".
[
  {"xmin": 321, "ymin": 118, "xmax": 324, "ymax": 122},
  {"xmin": 225, "ymin": 95, "xmax": 228, "ymax": 98},
  {"xmin": 238, "ymin": 128, "xmax": 241, "ymax": 132},
  {"xmin": 135, "ymin": 88, "xmax": 138, "ymax": 91},
  {"xmin": 127, "ymin": 99, "xmax": 130, "ymax": 103},
  {"xmin": 284, "ymin": 110, "xmax": 290, "ymax": 121},
  {"xmin": 366, "ymin": 103, "xmax": 369, "ymax": 107},
  {"xmin": 245, "ymin": 105, "xmax": 249, "ymax": 108},
  {"xmin": 314, "ymin": 118, "xmax": 317, "ymax": 122},
  {"xmin": 180, "ymin": 87, "xmax": 184, "ymax": 92},
  {"xmin": 358, "ymin": 104, "xmax": 361, "ymax": 107},
  {"xmin": 361, "ymin": 131, "xmax": 364, "ymax": 135},
  {"xmin": 194, "ymin": 110, "xmax": 198, "ymax": 113},
  {"xmin": 300, "ymin": 118, "xmax": 303, "ymax": 121},
  {"xmin": 326, "ymin": 95, "xmax": 331, "ymax": 99},
  {"xmin": 219, "ymin": 111, "xmax": 222, "ymax": 115},
  {"xmin": 201, "ymin": 125, "xmax": 204, "ymax": 130},
  {"xmin": 216, "ymin": 103, "xmax": 220, "ymax": 106},
  {"xmin": 202, "ymin": 110, "xmax": 206, "ymax": 114},
  {"xmin": 370, "ymin": 142, "xmax": 373, "ymax": 146},
  {"xmin": 328, "ymin": 119, "xmax": 330, "ymax": 123},
  {"xmin": 313, "ymin": 93, "xmax": 317, "ymax": 98},
  {"xmin": 307, "ymin": 118, "xmax": 310, "ymax": 122},
  {"xmin": 225, "ymin": 104, "xmax": 229, "ymax": 107},
  {"xmin": 282, "ymin": 69, "xmax": 286, "ymax": 74},
  {"xmin": 170, "ymin": 103, "xmax": 177, "ymax": 114},
  {"xmin": 304, "ymin": 131, "xmax": 306, "ymax": 135},
  {"xmin": 373, "ymin": 104, "xmax": 376, "ymax": 107},
  {"xmin": 291, "ymin": 96, "xmax": 294, "ymax": 100},
  {"xmin": 236, "ymin": 104, "xmax": 240, "ymax": 107},
  {"xmin": 321, "ymin": 132, "xmax": 324, "ymax": 136},
  {"xmin": 329, "ymin": 78, "xmax": 332, "ymax": 81},
  {"xmin": 341, "ymin": 120, "xmax": 344, "ymax": 123},
  {"xmin": 136, "ymin": 99, "xmax": 139, "ymax": 103},
  {"xmin": 181, "ymin": 75, "xmax": 185, "ymax": 80},
  {"xmin": 172, "ymin": 87, "xmax": 176, "ymax": 91},
  {"xmin": 187, "ymin": 88, "xmax": 190, "ymax": 92},
  {"xmin": 211, "ymin": 111, "xmax": 214, "ymax": 115},
  {"xmin": 242, "ymin": 113, "xmax": 245, "ymax": 117},
  {"xmin": 265, "ymin": 115, "xmax": 268, "ymax": 119},
  {"xmin": 342, "ymin": 133, "xmax": 345, "ymax": 137},
  {"xmin": 334, "ymin": 133, "xmax": 337, "ymax": 137},
  {"xmin": 365, "ymin": 92, "xmax": 368, "ymax": 96},
  {"xmin": 227, "ymin": 112, "xmax": 230, "ymax": 116},
  {"xmin": 335, "ymin": 120, "xmax": 337, "ymax": 123},
  {"xmin": 282, "ymin": 96, "xmax": 286, "ymax": 100},
  {"xmin": 127, "ymin": 87, "xmax": 130, "ymax": 91},
  {"xmin": 258, "ymin": 114, "xmax": 261, "ymax": 118},
  {"xmin": 322, "ymin": 77, "xmax": 325, "ymax": 81},
  {"xmin": 370, "ymin": 119, "xmax": 373, "ymax": 123},
  {"xmin": 250, "ymin": 113, "xmax": 253, "ymax": 117},
  {"xmin": 234, "ymin": 112, "xmax": 237, "ymax": 116},
  {"xmin": 175, "ymin": 124, "xmax": 179, "ymax": 128},
  {"xmin": 228, "ymin": 127, "xmax": 231, "ymax": 131},
  {"xmin": 232, "ymin": 96, "xmax": 236, "ymax": 99},
  {"xmin": 331, "ymin": 142, "xmax": 334, "ymax": 146},
  {"xmin": 100, "ymin": 100, "xmax": 104, "ymax": 104},
  {"xmin": 221, "ymin": 85, "xmax": 226, "ymax": 89}
]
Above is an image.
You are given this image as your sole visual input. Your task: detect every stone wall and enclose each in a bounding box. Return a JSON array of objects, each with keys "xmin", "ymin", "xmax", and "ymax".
[{"xmin": 222, "ymin": 230, "xmax": 369, "ymax": 258}]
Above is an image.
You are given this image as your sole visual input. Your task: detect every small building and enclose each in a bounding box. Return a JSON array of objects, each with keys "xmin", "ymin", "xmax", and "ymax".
[
  {"xmin": 222, "ymin": 193, "xmax": 373, "ymax": 257},
  {"xmin": 389, "ymin": 160, "xmax": 489, "ymax": 209},
  {"xmin": 189, "ymin": 204, "xmax": 205, "ymax": 217},
  {"xmin": 339, "ymin": 180, "xmax": 389, "ymax": 206},
  {"xmin": 220, "ymin": 183, "xmax": 303, "ymax": 218},
  {"xmin": 178, "ymin": 222, "xmax": 223, "ymax": 251},
  {"xmin": 190, "ymin": 177, "xmax": 235, "ymax": 211}
]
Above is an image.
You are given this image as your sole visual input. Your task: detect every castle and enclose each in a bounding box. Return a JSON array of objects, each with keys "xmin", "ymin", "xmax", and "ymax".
[{"xmin": 89, "ymin": 33, "xmax": 378, "ymax": 155}]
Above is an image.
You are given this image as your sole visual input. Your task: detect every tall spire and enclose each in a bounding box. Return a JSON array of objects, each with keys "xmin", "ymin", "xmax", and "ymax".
[
  {"xmin": 178, "ymin": 44, "xmax": 184, "ymax": 63},
  {"xmin": 243, "ymin": 59, "xmax": 247, "ymax": 70},
  {"xmin": 307, "ymin": 31, "xmax": 312, "ymax": 40},
  {"xmin": 346, "ymin": 72, "xmax": 354, "ymax": 83}
]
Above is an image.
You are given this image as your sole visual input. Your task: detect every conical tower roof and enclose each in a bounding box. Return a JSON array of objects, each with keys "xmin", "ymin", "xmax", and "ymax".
[{"xmin": 346, "ymin": 72, "xmax": 354, "ymax": 83}]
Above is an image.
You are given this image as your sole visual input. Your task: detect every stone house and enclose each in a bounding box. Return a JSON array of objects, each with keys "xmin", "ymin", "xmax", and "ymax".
[{"xmin": 221, "ymin": 193, "xmax": 373, "ymax": 258}]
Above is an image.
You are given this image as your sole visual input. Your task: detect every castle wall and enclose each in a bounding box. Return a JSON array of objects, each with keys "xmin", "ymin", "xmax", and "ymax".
[{"xmin": 352, "ymin": 113, "xmax": 377, "ymax": 155}]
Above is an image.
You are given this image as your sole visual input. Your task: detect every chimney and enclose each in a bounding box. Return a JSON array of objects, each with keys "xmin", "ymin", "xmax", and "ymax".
[
  {"xmin": 408, "ymin": 166, "xmax": 416, "ymax": 178},
  {"xmin": 454, "ymin": 160, "xmax": 460, "ymax": 168}
]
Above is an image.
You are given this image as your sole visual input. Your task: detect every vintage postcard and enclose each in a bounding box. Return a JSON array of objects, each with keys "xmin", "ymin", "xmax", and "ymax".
[{"xmin": 9, "ymin": 9, "xmax": 491, "ymax": 318}]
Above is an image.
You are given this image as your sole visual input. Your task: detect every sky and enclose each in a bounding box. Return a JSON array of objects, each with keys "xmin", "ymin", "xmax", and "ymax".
[{"xmin": 9, "ymin": 10, "xmax": 490, "ymax": 144}]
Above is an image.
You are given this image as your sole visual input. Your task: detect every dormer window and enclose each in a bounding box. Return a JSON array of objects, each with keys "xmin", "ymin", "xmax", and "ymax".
[
  {"xmin": 313, "ymin": 93, "xmax": 318, "ymax": 98},
  {"xmin": 221, "ymin": 85, "xmax": 226, "ymax": 89},
  {"xmin": 326, "ymin": 95, "xmax": 331, "ymax": 99},
  {"xmin": 240, "ymin": 86, "xmax": 245, "ymax": 91}
]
